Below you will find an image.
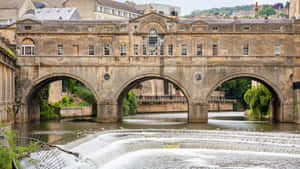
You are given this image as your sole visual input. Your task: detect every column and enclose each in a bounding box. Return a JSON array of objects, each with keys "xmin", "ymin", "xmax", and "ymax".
[
  {"xmin": 97, "ymin": 100, "xmax": 119, "ymax": 123},
  {"xmin": 188, "ymin": 102, "xmax": 208, "ymax": 123}
]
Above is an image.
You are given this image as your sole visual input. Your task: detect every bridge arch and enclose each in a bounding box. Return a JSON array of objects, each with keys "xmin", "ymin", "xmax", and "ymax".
[
  {"xmin": 114, "ymin": 73, "xmax": 191, "ymax": 121},
  {"xmin": 21, "ymin": 73, "xmax": 99, "ymax": 122},
  {"xmin": 205, "ymin": 72, "xmax": 283, "ymax": 122}
]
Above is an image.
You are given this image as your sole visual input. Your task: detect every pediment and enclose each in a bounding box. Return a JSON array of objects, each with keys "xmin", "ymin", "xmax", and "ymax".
[
  {"xmin": 130, "ymin": 12, "xmax": 176, "ymax": 23},
  {"xmin": 191, "ymin": 20, "xmax": 208, "ymax": 25},
  {"xmin": 17, "ymin": 18, "xmax": 41, "ymax": 24}
]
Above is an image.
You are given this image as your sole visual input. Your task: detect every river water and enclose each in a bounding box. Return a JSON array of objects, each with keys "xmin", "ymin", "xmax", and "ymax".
[{"xmin": 13, "ymin": 112, "xmax": 300, "ymax": 169}]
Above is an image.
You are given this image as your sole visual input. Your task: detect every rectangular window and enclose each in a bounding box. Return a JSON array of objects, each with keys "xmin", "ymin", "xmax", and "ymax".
[
  {"xmin": 57, "ymin": 45, "xmax": 63, "ymax": 56},
  {"xmin": 88, "ymin": 45, "xmax": 95, "ymax": 56},
  {"xmin": 110, "ymin": 9, "xmax": 114, "ymax": 14},
  {"xmin": 104, "ymin": 8, "xmax": 107, "ymax": 13},
  {"xmin": 21, "ymin": 45, "xmax": 35, "ymax": 56},
  {"xmin": 120, "ymin": 44, "xmax": 126, "ymax": 56},
  {"xmin": 134, "ymin": 44, "xmax": 139, "ymax": 56},
  {"xmin": 197, "ymin": 44, "xmax": 202, "ymax": 56},
  {"xmin": 168, "ymin": 44, "xmax": 173, "ymax": 56},
  {"xmin": 182, "ymin": 44, "xmax": 187, "ymax": 56},
  {"xmin": 104, "ymin": 44, "xmax": 110, "ymax": 56},
  {"xmin": 142, "ymin": 36, "xmax": 147, "ymax": 55},
  {"xmin": 160, "ymin": 35, "xmax": 164, "ymax": 56},
  {"xmin": 274, "ymin": 45, "xmax": 280, "ymax": 56},
  {"xmin": 243, "ymin": 43, "xmax": 249, "ymax": 56},
  {"xmin": 212, "ymin": 44, "xmax": 218, "ymax": 56}
]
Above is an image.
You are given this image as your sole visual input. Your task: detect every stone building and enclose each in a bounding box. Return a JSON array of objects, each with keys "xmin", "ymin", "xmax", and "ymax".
[
  {"xmin": 0, "ymin": 0, "xmax": 35, "ymax": 23},
  {"xmin": 136, "ymin": 3, "xmax": 181, "ymax": 17},
  {"xmin": 290, "ymin": 0, "xmax": 300, "ymax": 18},
  {"xmin": 63, "ymin": 0, "xmax": 141, "ymax": 20},
  {"xmin": 0, "ymin": 37, "xmax": 16, "ymax": 123}
]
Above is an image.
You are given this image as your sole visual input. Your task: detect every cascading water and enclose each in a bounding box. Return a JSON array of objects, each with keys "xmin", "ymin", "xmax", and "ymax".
[{"xmin": 50, "ymin": 129, "xmax": 300, "ymax": 169}]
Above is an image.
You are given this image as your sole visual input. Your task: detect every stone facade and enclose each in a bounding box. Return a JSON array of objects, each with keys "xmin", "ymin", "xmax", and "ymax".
[
  {"xmin": 14, "ymin": 12, "xmax": 300, "ymax": 124},
  {"xmin": 0, "ymin": 38, "xmax": 16, "ymax": 123}
]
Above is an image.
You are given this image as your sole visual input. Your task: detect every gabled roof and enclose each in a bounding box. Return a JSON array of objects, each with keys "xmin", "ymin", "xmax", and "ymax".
[{"xmin": 97, "ymin": 0, "xmax": 140, "ymax": 14}]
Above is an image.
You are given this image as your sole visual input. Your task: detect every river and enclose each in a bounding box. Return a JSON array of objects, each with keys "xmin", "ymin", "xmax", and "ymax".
[{"xmin": 13, "ymin": 112, "xmax": 300, "ymax": 169}]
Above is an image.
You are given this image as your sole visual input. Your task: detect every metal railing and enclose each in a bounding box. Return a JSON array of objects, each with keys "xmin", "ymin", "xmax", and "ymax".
[{"xmin": 136, "ymin": 95, "xmax": 236, "ymax": 104}]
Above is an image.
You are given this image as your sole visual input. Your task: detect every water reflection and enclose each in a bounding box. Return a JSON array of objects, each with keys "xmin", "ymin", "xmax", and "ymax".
[{"xmin": 12, "ymin": 112, "xmax": 300, "ymax": 145}]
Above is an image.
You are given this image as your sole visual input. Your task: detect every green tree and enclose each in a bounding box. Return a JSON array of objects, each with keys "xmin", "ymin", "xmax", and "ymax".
[
  {"xmin": 258, "ymin": 5, "xmax": 276, "ymax": 16},
  {"xmin": 123, "ymin": 90, "xmax": 138, "ymax": 116},
  {"xmin": 217, "ymin": 79, "xmax": 252, "ymax": 110},
  {"xmin": 244, "ymin": 84, "xmax": 272, "ymax": 119}
]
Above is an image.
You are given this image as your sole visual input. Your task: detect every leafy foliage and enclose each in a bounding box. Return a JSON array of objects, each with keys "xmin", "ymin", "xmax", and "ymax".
[
  {"xmin": 216, "ymin": 79, "xmax": 252, "ymax": 110},
  {"xmin": 244, "ymin": 84, "xmax": 272, "ymax": 119},
  {"xmin": 187, "ymin": 4, "xmax": 255, "ymax": 17},
  {"xmin": 0, "ymin": 130, "xmax": 39, "ymax": 169},
  {"xmin": 54, "ymin": 96, "xmax": 89, "ymax": 108},
  {"xmin": 258, "ymin": 5, "xmax": 276, "ymax": 16},
  {"xmin": 40, "ymin": 95, "xmax": 58, "ymax": 118},
  {"xmin": 67, "ymin": 79, "xmax": 97, "ymax": 104},
  {"xmin": 123, "ymin": 90, "xmax": 138, "ymax": 116}
]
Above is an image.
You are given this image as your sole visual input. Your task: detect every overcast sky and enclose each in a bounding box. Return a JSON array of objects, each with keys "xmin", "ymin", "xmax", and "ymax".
[{"xmin": 118, "ymin": 0, "xmax": 288, "ymax": 15}]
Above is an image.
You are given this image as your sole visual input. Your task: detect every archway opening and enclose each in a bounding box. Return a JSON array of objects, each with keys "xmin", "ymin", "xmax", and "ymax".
[
  {"xmin": 207, "ymin": 76, "xmax": 281, "ymax": 123},
  {"xmin": 117, "ymin": 77, "xmax": 189, "ymax": 124},
  {"xmin": 25, "ymin": 76, "xmax": 98, "ymax": 122}
]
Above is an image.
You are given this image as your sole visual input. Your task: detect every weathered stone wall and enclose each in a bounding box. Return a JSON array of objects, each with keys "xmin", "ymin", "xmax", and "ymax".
[
  {"xmin": 55, "ymin": 106, "xmax": 92, "ymax": 118},
  {"xmin": 137, "ymin": 103, "xmax": 188, "ymax": 113},
  {"xmin": 0, "ymin": 39, "xmax": 16, "ymax": 124}
]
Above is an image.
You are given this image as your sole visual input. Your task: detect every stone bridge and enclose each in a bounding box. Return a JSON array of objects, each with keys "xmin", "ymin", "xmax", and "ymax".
[
  {"xmin": 16, "ymin": 55, "xmax": 299, "ymax": 123},
  {"xmin": 13, "ymin": 13, "xmax": 300, "ymax": 124}
]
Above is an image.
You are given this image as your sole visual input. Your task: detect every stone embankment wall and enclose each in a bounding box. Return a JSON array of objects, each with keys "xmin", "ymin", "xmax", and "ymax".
[{"xmin": 54, "ymin": 106, "xmax": 92, "ymax": 118}]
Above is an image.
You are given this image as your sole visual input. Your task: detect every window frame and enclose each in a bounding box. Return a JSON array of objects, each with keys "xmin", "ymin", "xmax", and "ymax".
[
  {"xmin": 168, "ymin": 44, "xmax": 173, "ymax": 56},
  {"xmin": 57, "ymin": 44, "xmax": 63, "ymax": 56},
  {"xmin": 88, "ymin": 45, "xmax": 95, "ymax": 56},
  {"xmin": 133, "ymin": 44, "xmax": 139, "ymax": 56},
  {"xmin": 104, "ymin": 44, "xmax": 110, "ymax": 56},
  {"xmin": 212, "ymin": 44, "xmax": 218, "ymax": 56},
  {"xmin": 243, "ymin": 43, "xmax": 249, "ymax": 56},
  {"xmin": 197, "ymin": 44, "xmax": 202, "ymax": 56},
  {"xmin": 274, "ymin": 45, "xmax": 280, "ymax": 56},
  {"xmin": 21, "ymin": 44, "xmax": 35, "ymax": 56},
  {"xmin": 181, "ymin": 44, "xmax": 187, "ymax": 56},
  {"xmin": 120, "ymin": 44, "xmax": 127, "ymax": 56}
]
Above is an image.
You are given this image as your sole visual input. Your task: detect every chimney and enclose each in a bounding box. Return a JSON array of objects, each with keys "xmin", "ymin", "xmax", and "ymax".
[{"xmin": 255, "ymin": 2, "xmax": 259, "ymax": 19}]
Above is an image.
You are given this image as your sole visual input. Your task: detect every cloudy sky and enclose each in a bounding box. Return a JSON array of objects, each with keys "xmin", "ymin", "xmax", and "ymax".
[{"xmin": 118, "ymin": 0, "xmax": 288, "ymax": 15}]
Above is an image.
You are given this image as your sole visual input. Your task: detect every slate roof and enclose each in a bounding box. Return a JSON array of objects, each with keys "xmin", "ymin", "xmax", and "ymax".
[{"xmin": 33, "ymin": 8, "xmax": 81, "ymax": 20}]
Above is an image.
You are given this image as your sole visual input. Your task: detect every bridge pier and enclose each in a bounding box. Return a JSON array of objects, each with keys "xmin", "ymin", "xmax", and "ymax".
[
  {"xmin": 188, "ymin": 102, "xmax": 208, "ymax": 123},
  {"xmin": 97, "ymin": 101, "xmax": 119, "ymax": 123}
]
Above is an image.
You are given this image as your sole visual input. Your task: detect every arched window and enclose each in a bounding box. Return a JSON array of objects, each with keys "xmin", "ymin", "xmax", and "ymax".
[
  {"xmin": 21, "ymin": 38, "xmax": 35, "ymax": 56},
  {"xmin": 148, "ymin": 29, "xmax": 158, "ymax": 56}
]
